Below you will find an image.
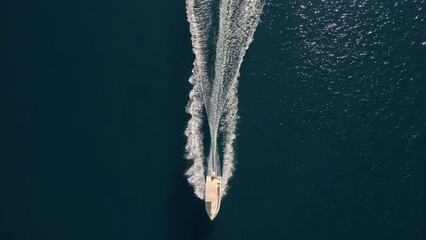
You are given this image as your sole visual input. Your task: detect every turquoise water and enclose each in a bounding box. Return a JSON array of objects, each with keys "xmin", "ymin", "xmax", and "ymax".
[{"xmin": 1, "ymin": 0, "xmax": 425, "ymax": 239}]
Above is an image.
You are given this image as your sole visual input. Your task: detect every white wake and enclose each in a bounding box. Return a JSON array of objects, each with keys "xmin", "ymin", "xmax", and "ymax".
[{"xmin": 185, "ymin": 0, "xmax": 264, "ymax": 199}]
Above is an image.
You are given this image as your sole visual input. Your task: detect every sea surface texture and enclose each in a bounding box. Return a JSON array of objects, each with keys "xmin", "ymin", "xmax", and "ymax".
[{"xmin": 1, "ymin": 0, "xmax": 425, "ymax": 239}]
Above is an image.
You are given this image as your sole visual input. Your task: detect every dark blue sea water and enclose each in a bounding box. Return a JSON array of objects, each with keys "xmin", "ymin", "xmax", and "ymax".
[{"xmin": 1, "ymin": 0, "xmax": 425, "ymax": 239}]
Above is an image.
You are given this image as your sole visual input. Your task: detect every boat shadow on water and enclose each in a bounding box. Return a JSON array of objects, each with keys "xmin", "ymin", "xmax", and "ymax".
[{"xmin": 166, "ymin": 159, "xmax": 213, "ymax": 240}]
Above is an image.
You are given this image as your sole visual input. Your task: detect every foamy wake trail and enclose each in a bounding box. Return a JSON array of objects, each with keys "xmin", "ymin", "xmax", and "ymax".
[
  {"xmin": 220, "ymin": 77, "xmax": 238, "ymax": 194},
  {"xmin": 184, "ymin": 74, "xmax": 206, "ymax": 199},
  {"xmin": 185, "ymin": 0, "xmax": 264, "ymax": 199}
]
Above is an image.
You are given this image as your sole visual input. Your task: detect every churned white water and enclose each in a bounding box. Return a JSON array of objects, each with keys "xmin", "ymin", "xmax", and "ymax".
[{"xmin": 184, "ymin": 0, "xmax": 264, "ymax": 199}]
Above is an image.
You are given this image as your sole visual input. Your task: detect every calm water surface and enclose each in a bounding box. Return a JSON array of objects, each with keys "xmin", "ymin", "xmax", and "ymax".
[{"xmin": 1, "ymin": 0, "xmax": 425, "ymax": 239}]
